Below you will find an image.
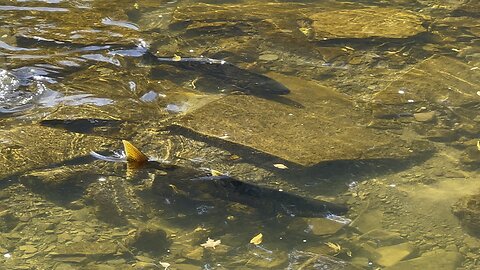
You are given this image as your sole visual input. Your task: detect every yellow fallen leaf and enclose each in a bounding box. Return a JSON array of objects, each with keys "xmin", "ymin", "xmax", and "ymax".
[
  {"xmin": 477, "ymin": 140, "xmax": 480, "ymax": 151},
  {"xmin": 210, "ymin": 169, "xmax": 224, "ymax": 176},
  {"xmin": 250, "ymin": 233, "xmax": 263, "ymax": 245},
  {"xmin": 172, "ymin": 54, "xmax": 182, "ymax": 61},
  {"xmin": 273, "ymin": 163, "xmax": 288, "ymax": 169}
]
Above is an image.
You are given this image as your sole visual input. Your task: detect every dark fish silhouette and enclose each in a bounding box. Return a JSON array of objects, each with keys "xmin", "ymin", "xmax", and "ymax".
[
  {"xmin": 14, "ymin": 35, "xmax": 291, "ymax": 96},
  {"xmin": 40, "ymin": 118, "xmax": 123, "ymax": 134},
  {"xmin": 92, "ymin": 140, "xmax": 348, "ymax": 218},
  {"xmin": 143, "ymin": 52, "xmax": 291, "ymax": 96}
]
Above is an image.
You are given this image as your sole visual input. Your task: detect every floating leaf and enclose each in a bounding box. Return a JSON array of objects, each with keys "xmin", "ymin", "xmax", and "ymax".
[
  {"xmin": 159, "ymin": 262, "xmax": 170, "ymax": 270},
  {"xmin": 477, "ymin": 140, "xmax": 480, "ymax": 151},
  {"xmin": 200, "ymin": 238, "xmax": 221, "ymax": 249},
  {"xmin": 250, "ymin": 233, "xmax": 263, "ymax": 245},
  {"xmin": 273, "ymin": 163, "xmax": 288, "ymax": 169}
]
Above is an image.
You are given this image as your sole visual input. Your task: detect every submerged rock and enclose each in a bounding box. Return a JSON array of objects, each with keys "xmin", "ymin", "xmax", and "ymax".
[
  {"xmin": 452, "ymin": 192, "xmax": 480, "ymax": 236},
  {"xmin": 50, "ymin": 241, "xmax": 120, "ymax": 260},
  {"xmin": 172, "ymin": 73, "xmax": 425, "ymax": 166},
  {"xmin": 0, "ymin": 124, "xmax": 117, "ymax": 181},
  {"xmin": 127, "ymin": 222, "xmax": 170, "ymax": 254},
  {"xmin": 0, "ymin": 210, "xmax": 19, "ymax": 233},
  {"xmin": 413, "ymin": 111, "xmax": 436, "ymax": 122},
  {"xmin": 246, "ymin": 248, "xmax": 288, "ymax": 269},
  {"xmin": 459, "ymin": 145, "xmax": 480, "ymax": 168},
  {"xmin": 171, "ymin": 2, "xmax": 312, "ymax": 35},
  {"xmin": 86, "ymin": 176, "xmax": 144, "ymax": 225},
  {"xmin": 373, "ymin": 56, "xmax": 480, "ymax": 108},
  {"xmin": 372, "ymin": 55, "xmax": 480, "ymax": 136},
  {"xmin": 385, "ymin": 250, "xmax": 461, "ymax": 270},
  {"xmin": 307, "ymin": 8, "xmax": 427, "ymax": 40},
  {"xmin": 358, "ymin": 229, "xmax": 405, "ymax": 246},
  {"xmin": 374, "ymin": 242, "xmax": 416, "ymax": 267},
  {"xmin": 287, "ymin": 250, "xmax": 360, "ymax": 270},
  {"xmin": 288, "ymin": 217, "xmax": 347, "ymax": 236}
]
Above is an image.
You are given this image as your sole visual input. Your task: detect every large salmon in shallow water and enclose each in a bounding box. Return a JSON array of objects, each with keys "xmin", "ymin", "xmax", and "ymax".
[
  {"xmin": 93, "ymin": 140, "xmax": 348, "ymax": 218},
  {"xmin": 143, "ymin": 51, "xmax": 291, "ymax": 96}
]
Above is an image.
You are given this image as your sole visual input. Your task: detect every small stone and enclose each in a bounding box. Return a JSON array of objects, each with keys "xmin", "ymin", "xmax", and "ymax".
[
  {"xmin": 445, "ymin": 244, "xmax": 458, "ymax": 252},
  {"xmin": 72, "ymin": 235, "xmax": 83, "ymax": 242},
  {"xmin": 89, "ymin": 265, "xmax": 116, "ymax": 270},
  {"xmin": 52, "ymin": 256, "xmax": 87, "ymax": 263},
  {"xmin": 351, "ymin": 256, "xmax": 370, "ymax": 268},
  {"xmin": 351, "ymin": 209, "xmax": 384, "ymax": 233},
  {"xmin": 84, "ymin": 227, "xmax": 95, "ymax": 233},
  {"xmin": 19, "ymin": 245, "xmax": 37, "ymax": 254},
  {"xmin": 44, "ymin": 246, "xmax": 55, "ymax": 252},
  {"xmin": 135, "ymin": 255, "xmax": 155, "ymax": 263},
  {"xmin": 182, "ymin": 246, "xmax": 204, "ymax": 261},
  {"xmin": 259, "ymin": 54, "xmax": 279, "ymax": 61},
  {"xmin": 306, "ymin": 218, "xmax": 346, "ymax": 235},
  {"xmin": 359, "ymin": 229, "xmax": 405, "ymax": 246},
  {"xmin": 52, "ymin": 241, "xmax": 118, "ymax": 257},
  {"xmin": 134, "ymin": 261, "xmax": 158, "ymax": 270},
  {"xmin": 174, "ymin": 264, "xmax": 201, "ymax": 270},
  {"xmin": 57, "ymin": 233, "xmax": 73, "ymax": 243},
  {"xmin": 37, "ymin": 222, "xmax": 55, "ymax": 231},
  {"xmin": 54, "ymin": 263, "xmax": 77, "ymax": 270},
  {"xmin": 374, "ymin": 242, "xmax": 415, "ymax": 267},
  {"xmin": 0, "ymin": 191, "xmax": 10, "ymax": 200},
  {"xmin": 246, "ymin": 250, "xmax": 288, "ymax": 269},
  {"xmin": 413, "ymin": 111, "xmax": 436, "ymax": 122},
  {"xmin": 127, "ymin": 222, "xmax": 169, "ymax": 253},
  {"xmin": 104, "ymin": 258, "xmax": 127, "ymax": 265}
]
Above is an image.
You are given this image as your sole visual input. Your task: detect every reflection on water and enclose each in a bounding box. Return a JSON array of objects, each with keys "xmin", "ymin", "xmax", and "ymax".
[{"xmin": 0, "ymin": 0, "xmax": 479, "ymax": 269}]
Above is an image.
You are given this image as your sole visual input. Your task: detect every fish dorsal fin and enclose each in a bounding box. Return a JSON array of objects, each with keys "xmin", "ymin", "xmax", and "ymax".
[{"xmin": 122, "ymin": 140, "xmax": 149, "ymax": 164}]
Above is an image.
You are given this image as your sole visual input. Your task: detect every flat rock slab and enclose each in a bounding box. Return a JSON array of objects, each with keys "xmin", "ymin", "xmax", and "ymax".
[
  {"xmin": 172, "ymin": 2, "xmax": 310, "ymax": 25},
  {"xmin": 375, "ymin": 242, "xmax": 415, "ymax": 267},
  {"xmin": 309, "ymin": 8, "xmax": 427, "ymax": 40},
  {"xmin": 51, "ymin": 241, "xmax": 119, "ymax": 257},
  {"xmin": 373, "ymin": 56, "xmax": 480, "ymax": 107},
  {"xmin": 385, "ymin": 250, "xmax": 462, "ymax": 270},
  {"xmin": 173, "ymin": 73, "xmax": 420, "ymax": 167}
]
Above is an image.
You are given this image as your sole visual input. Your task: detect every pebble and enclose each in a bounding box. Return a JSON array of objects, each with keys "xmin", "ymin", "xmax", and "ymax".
[
  {"xmin": 135, "ymin": 255, "xmax": 155, "ymax": 263},
  {"xmin": 84, "ymin": 228, "xmax": 95, "ymax": 233},
  {"xmin": 0, "ymin": 191, "xmax": 10, "ymax": 200},
  {"xmin": 134, "ymin": 261, "xmax": 158, "ymax": 269},
  {"xmin": 413, "ymin": 111, "xmax": 436, "ymax": 122},
  {"xmin": 19, "ymin": 245, "xmax": 37, "ymax": 253},
  {"xmin": 259, "ymin": 54, "xmax": 279, "ymax": 61}
]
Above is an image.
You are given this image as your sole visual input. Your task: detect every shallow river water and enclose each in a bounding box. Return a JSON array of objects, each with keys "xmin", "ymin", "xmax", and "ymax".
[{"xmin": 0, "ymin": 0, "xmax": 479, "ymax": 269}]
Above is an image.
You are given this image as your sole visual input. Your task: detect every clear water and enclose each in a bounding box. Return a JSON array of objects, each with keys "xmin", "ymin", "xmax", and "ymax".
[{"xmin": 0, "ymin": 0, "xmax": 479, "ymax": 269}]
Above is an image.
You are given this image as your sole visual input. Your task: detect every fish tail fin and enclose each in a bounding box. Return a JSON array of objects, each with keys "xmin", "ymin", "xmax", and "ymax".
[{"xmin": 122, "ymin": 140, "xmax": 149, "ymax": 165}]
